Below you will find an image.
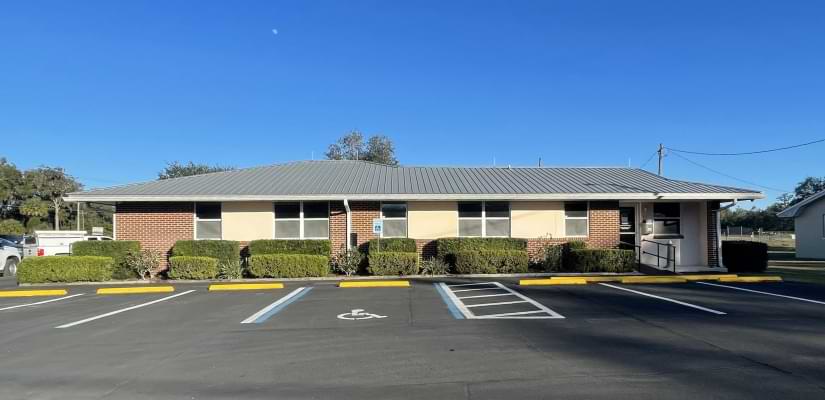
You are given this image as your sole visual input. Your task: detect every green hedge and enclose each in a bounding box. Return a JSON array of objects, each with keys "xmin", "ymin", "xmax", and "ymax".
[
  {"xmin": 248, "ymin": 254, "xmax": 330, "ymax": 278},
  {"xmin": 172, "ymin": 240, "xmax": 239, "ymax": 264},
  {"xmin": 17, "ymin": 256, "xmax": 113, "ymax": 283},
  {"xmin": 248, "ymin": 239, "xmax": 331, "ymax": 255},
  {"xmin": 437, "ymin": 238, "xmax": 527, "ymax": 265},
  {"xmin": 567, "ymin": 249, "xmax": 635, "ymax": 273},
  {"xmin": 367, "ymin": 252, "xmax": 419, "ymax": 275},
  {"xmin": 367, "ymin": 238, "xmax": 417, "ymax": 253},
  {"xmin": 72, "ymin": 240, "xmax": 141, "ymax": 279},
  {"xmin": 168, "ymin": 256, "xmax": 219, "ymax": 280},
  {"xmin": 543, "ymin": 244, "xmax": 564, "ymax": 272},
  {"xmin": 722, "ymin": 241, "xmax": 768, "ymax": 273},
  {"xmin": 454, "ymin": 250, "xmax": 529, "ymax": 274}
]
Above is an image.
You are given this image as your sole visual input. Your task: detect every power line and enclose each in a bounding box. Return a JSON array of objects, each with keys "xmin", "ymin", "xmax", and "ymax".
[
  {"xmin": 639, "ymin": 150, "xmax": 658, "ymax": 170},
  {"xmin": 666, "ymin": 138, "xmax": 825, "ymax": 156},
  {"xmin": 669, "ymin": 151, "xmax": 791, "ymax": 193}
]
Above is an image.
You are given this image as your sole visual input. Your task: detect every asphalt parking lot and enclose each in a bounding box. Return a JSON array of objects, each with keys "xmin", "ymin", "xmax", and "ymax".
[{"xmin": 0, "ymin": 278, "xmax": 824, "ymax": 399}]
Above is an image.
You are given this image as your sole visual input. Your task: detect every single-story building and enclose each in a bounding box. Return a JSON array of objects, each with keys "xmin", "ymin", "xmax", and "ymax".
[
  {"xmin": 65, "ymin": 160, "xmax": 763, "ymax": 272},
  {"xmin": 777, "ymin": 190, "xmax": 825, "ymax": 260}
]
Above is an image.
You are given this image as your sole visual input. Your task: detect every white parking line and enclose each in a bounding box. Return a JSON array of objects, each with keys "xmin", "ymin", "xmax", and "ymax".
[
  {"xmin": 452, "ymin": 287, "xmax": 502, "ymax": 293},
  {"xmin": 0, "ymin": 294, "xmax": 85, "ymax": 311},
  {"xmin": 446, "ymin": 282, "xmax": 498, "ymax": 288},
  {"xmin": 55, "ymin": 290, "xmax": 196, "ymax": 329},
  {"xmin": 598, "ymin": 283, "xmax": 726, "ymax": 315},
  {"xmin": 697, "ymin": 282, "xmax": 825, "ymax": 305},
  {"xmin": 456, "ymin": 293, "xmax": 514, "ymax": 300},
  {"xmin": 241, "ymin": 287, "xmax": 311, "ymax": 324},
  {"xmin": 465, "ymin": 300, "xmax": 529, "ymax": 308},
  {"xmin": 437, "ymin": 282, "xmax": 565, "ymax": 319}
]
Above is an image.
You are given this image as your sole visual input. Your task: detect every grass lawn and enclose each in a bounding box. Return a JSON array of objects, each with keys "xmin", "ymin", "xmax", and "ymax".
[{"xmin": 767, "ymin": 263, "xmax": 825, "ymax": 285}]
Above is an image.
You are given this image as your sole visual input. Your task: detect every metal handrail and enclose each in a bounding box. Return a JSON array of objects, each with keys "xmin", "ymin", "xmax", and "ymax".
[{"xmin": 640, "ymin": 239, "xmax": 677, "ymax": 273}]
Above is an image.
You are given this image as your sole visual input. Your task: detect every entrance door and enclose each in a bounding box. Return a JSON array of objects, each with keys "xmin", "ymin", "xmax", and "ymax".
[{"xmin": 619, "ymin": 207, "xmax": 636, "ymax": 250}]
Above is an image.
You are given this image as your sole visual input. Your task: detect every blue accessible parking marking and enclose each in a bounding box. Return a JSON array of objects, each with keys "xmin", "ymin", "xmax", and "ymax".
[{"xmin": 241, "ymin": 287, "xmax": 313, "ymax": 324}]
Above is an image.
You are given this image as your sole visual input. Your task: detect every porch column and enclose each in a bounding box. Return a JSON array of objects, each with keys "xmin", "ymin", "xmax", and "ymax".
[{"xmin": 706, "ymin": 201, "xmax": 721, "ymax": 267}]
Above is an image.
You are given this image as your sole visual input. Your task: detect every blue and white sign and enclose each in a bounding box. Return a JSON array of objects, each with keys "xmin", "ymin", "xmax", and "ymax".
[{"xmin": 372, "ymin": 218, "xmax": 383, "ymax": 235}]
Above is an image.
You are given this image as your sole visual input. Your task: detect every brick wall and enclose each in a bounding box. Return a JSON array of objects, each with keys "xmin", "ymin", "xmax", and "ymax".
[
  {"xmin": 329, "ymin": 201, "xmax": 347, "ymax": 256},
  {"xmin": 350, "ymin": 201, "xmax": 380, "ymax": 252},
  {"xmin": 707, "ymin": 201, "xmax": 720, "ymax": 267},
  {"xmin": 115, "ymin": 202, "xmax": 194, "ymax": 271},
  {"xmin": 587, "ymin": 201, "xmax": 620, "ymax": 248}
]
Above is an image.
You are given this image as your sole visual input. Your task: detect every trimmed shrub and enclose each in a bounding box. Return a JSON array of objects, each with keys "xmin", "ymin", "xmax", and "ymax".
[
  {"xmin": 248, "ymin": 254, "xmax": 330, "ymax": 278},
  {"xmin": 437, "ymin": 238, "xmax": 527, "ymax": 265},
  {"xmin": 17, "ymin": 256, "xmax": 113, "ymax": 283},
  {"xmin": 72, "ymin": 240, "xmax": 141, "ymax": 279},
  {"xmin": 248, "ymin": 239, "xmax": 331, "ymax": 256},
  {"xmin": 454, "ymin": 250, "xmax": 529, "ymax": 274},
  {"xmin": 722, "ymin": 241, "xmax": 768, "ymax": 273},
  {"xmin": 543, "ymin": 244, "xmax": 564, "ymax": 272},
  {"xmin": 567, "ymin": 240, "xmax": 588, "ymax": 250},
  {"xmin": 421, "ymin": 257, "xmax": 451, "ymax": 275},
  {"xmin": 567, "ymin": 249, "xmax": 635, "ymax": 273},
  {"xmin": 367, "ymin": 238, "xmax": 417, "ymax": 253},
  {"xmin": 168, "ymin": 256, "xmax": 219, "ymax": 280},
  {"xmin": 172, "ymin": 240, "xmax": 239, "ymax": 264},
  {"xmin": 367, "ymin": 252, "xmax": 419, "ymax": 276}
]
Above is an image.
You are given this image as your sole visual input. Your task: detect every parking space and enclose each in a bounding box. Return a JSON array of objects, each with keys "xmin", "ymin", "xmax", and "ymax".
[{"xmin": 0, "ymin": 278, "xmax": 825, "ymax": 398}]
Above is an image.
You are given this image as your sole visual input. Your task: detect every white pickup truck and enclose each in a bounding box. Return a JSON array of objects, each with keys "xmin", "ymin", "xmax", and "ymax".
[
  {"xmin": 1, "ymin": 238, "xmax": 22, "ymax": 276},
  {"xmin": 31, "ymin": 230, "xmax": 113, "ymax": 257}
]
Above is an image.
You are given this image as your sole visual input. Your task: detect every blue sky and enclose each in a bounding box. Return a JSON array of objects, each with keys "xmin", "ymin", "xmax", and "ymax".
[{"xmin": 2, "ymin": 0, "xmax": 823, "ymax": 208}]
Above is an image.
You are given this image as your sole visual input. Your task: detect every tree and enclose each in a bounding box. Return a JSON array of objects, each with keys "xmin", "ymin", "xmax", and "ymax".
[
  {"xmin": 0, "ymin": 219, "xmax": 25, "ymax": 235},
  {"xmin": 365, "ymin": 135, "xmax": 399, "ymax": 166},
  {"xmin": 325, "ymin": 131, "xmax": 399, "ymax": 165},
  {"xmin": 158, "ymin": 161, "xmax": 235, "ymax": 180},
  {"xmin": 790, "ymin": 176, "xmax": 825, "ymax": 205},
  {"xmin": 24, "ymin": 167, "xmax": 81, "ymax": 231},
  {"xmin": 0, "ymin": 158, "xmax": 24, "ymax": 219}
]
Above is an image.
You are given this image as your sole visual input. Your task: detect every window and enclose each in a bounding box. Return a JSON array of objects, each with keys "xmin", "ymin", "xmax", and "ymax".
[
  {"xmin": 564, "ymin": 202, "xmax": 588, "ymax": 237},
  {"xmin": 381, "ymin": 202, "xmax": 407, "ymax": 238},
  {"xmin": 458, "ymin": 201, "xmax": 510, "ymax": 237},
  {"xmin": 195, "ymin": 203, "xmax": 222, "ymax": 240},
  {"xmin": 274, "ymin": 201, "xmax": 329, "ymax": 239},
  {"xmin": 653, "ymin": 203, "xmax": 681, "ymax": 237}
]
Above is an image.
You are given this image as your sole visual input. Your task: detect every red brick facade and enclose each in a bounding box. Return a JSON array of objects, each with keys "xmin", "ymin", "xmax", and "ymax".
[
  {"xmin": 116, "ymin": 200, "xmax": 623, "ymax": 267},
  {"xmin": 114, "ymin": 202, "xmax": 194, "ymax": 271}
]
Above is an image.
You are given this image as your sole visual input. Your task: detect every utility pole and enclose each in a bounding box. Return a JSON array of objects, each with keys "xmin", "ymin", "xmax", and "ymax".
[{"xmin": 657, "ymin": 143, "xmax": 665, "ymax": 176}]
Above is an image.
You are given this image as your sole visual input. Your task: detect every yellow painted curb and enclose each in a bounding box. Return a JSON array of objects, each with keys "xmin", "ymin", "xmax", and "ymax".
[
  {"xmin": 520, "ymin": 278, "xmax": 587, "ymax": 285},
  {"xmin": 208, "ymin": 283, "xmax": 285, "ymax": 291},
  {"xmin": 97, "ymin": 286, "xmax": 175, "ymax": 295},
  {"xmin": 338, "ymin": 280, "xmax": 410, "ymax": 288},
  {"xmin": 621, "ymin": 276, "xmax": 688, "ymax": 284},
  {"xmin": 581, "ymin": 276, "xmax": 625, "ymax": 282},
  {"xmin": 719, "ymin": 276, "xmax": 783, "ymax": 283},
  {"xmin": 680, "ymin": 274, "xmax": 738, "ymax": 281},
  {"xmin": 0, "ymin": 289, "xmax": 68, "ymax": 298}
]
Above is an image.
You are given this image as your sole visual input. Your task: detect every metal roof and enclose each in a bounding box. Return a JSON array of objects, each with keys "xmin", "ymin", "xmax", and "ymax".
[
  {"xmin": 65, "ymin": 160, "xmax": 763, "ymax": 202},
  {"xmin": 777, "ymin": 190, "xmax": 825, "ymax": 218}
]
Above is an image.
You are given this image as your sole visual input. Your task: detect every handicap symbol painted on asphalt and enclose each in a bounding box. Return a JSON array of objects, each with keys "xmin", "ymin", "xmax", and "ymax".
[{"xmin": 337, "ymin": 309, "xmax": 388, "ymax": 321}]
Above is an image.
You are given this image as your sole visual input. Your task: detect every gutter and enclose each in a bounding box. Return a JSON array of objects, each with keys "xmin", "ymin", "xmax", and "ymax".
[{"xmin": 343, "ymin": 199, "xmax": 352, "ymax": 251}]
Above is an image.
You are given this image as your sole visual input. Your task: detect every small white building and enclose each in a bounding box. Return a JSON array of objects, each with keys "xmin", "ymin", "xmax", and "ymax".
[{"xmin": 778, "ymin": 190, "xmax": 825, "ymax": 260}]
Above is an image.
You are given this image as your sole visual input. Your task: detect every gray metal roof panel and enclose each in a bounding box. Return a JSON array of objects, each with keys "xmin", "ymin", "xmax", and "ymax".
[{"xmin": 68, "ymin": 160, "xmax": 762, "ymax": 199}]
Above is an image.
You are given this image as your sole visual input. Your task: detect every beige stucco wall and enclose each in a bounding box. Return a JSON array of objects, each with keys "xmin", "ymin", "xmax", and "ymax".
[
  {"xmin": 510, "ymin": 201, "xmax": 565, "ymax": 239},
  {"xmin": 408, "ymin": 202, "xmax": 458, "ymax": 239},
  {"xmin": 795, "ymin": 199, "xmax": 825, "ymax": 260},
  {"xmin": 221, "ymin": 202, "xmax": 273, "ymax": 241}
]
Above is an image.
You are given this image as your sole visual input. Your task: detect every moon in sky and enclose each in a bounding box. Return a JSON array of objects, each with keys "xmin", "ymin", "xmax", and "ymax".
[{"xmin": 272, "ymin": 29, "xmax": 278, "ymax": 35}]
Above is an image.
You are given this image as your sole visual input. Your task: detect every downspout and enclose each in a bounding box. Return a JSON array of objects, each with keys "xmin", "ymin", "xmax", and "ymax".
[
  {"xmin": 714, "ymin": 199, "xmax": 739, "ymax": 269},
  {"xmin": 343, "ymin": 199, "xmax": 352, "ymax": 251}
]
